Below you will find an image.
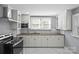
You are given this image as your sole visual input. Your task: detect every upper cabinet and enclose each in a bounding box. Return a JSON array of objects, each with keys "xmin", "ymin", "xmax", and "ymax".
[
  {"xmin": 71, "ymin": 7, "xmax": 79, "ymax": 37},
  {"xmin": 72, "ymin": 14, "xmax": 79, "ymax": 37},
  {"xmin": 9, "ymin": 9, "xmax": 21, "ymax": 23},
  {"xmin": 11, "ymin": 9, "xmax": 17, "ymax": 21},
  {"xmin": 21, "ymin": 14, "xmax": 30, "ymax": 23},
  {"xmin": 17, "ymin": 11, "xmax": 21, "ymax": 22},
  {"xmin": 58, "ymin": 9, "xmax": 72, "ymax": 30},
  {"xmin": 0, "ymin": 5, "xmax": 21, "ymax": 23}
]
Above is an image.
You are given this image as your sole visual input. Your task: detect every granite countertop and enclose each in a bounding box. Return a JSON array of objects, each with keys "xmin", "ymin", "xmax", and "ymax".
[{"xmin": 17, "ymin": 33, "xmax": 64, "ymax": 36}]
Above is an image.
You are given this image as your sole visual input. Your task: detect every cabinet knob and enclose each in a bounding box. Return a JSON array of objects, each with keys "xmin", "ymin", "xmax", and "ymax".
[
  {"xmin": 34, "ymin": 39, "xmax": 36, "ymax": 40},
  {"xmin": 47, "ymin": 39, "xmax": 48, "ymax": 40}
]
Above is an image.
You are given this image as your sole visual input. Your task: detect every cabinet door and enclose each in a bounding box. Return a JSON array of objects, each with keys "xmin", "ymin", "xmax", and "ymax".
[
  {"xmin": 21, "ymin": 14, "xmax": 30, "ymax": 23},
  {"xmin": 50, "ymin": 36, "xmax": 64, "ymax": 47},
  {"xmin": 56, "ymin": 36, "xmax": 64, "ymax": 47},
  {"xmin": 72, "ymin": 14, "xmax": 79, "ymax": 37},
  {"xmin": 48, "ymin": 36, "xmax": 64, "ymax": 47},
  {"xmin": 23, "ymin": 36, "xmax": 30, "ymax": 47},
  {"xmin": 29, "ymin": 36, "xmax": 37, "ymax": 47},
  {"xmin": 8, "ymin": 8, "xmax": 12, "ymax": 19},
  {"xmin": 47, "ymin": 36, "xmax": 55, "ymax": 47},
  {"xmin": 36, "ymin": 36, "xmax": 42, "ymax": 47},
  {"xmin": 41, "ymin": 36, "xmax": 48, "ymax": 47},
  {"xmin": 12, "ymin": 9, "xmax": 17, "ymax": 20},
  {"xmin": 58, "ymin": 10, "xmax": 71, "ymax": 30},
  {"xmin": 17, "ymin": 11, "xmax": 21, "ymax": 22}
]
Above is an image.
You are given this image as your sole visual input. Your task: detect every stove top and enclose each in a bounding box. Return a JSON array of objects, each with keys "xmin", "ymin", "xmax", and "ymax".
[
  {"xmin": 0, "ymin": 34, "xmax": 12, "ymax": 40},
  {"xmin": 0, "ymin": 34, "xmax": 13, "ymax": 44}
]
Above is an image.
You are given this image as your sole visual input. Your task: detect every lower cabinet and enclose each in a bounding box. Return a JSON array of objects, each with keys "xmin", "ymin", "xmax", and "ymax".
[
  {"xmin": 47, "ymin": 36, "xmax": 64, "ymax": 47},
  {"xmin": 35, "ymin": 37, "xmax": 41, "ymax": 47},
  {"xmin": 23, "ymin": 37, "xmax": 30, "ymax": 47},
  {"xmin": 48, "ymin": 36, "xmax": 55, "ymax": 47},
  {"xmin": 23, "ymin": 35, "xmax": 64, "ymax": 48},
  {"xmin": 41, "ymin": 36, "xmax": 48, "ymax": 47},
  {"xmin": 29, "ymin": 36, "xmax": 37, "ymax": 47}
]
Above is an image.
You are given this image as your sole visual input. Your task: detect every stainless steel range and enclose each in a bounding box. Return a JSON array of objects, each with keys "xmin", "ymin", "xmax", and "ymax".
[{"xmin": 0, "ymin": 34, "xmax": 23, "ymax": 54}]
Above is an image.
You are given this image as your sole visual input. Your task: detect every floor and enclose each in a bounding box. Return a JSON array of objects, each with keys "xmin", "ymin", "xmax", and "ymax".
[{"xmin": 23, "ymin": 48, "xmax": 76, "ymax": 54}]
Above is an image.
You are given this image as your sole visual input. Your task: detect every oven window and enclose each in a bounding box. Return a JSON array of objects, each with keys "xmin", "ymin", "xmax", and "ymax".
[{"xmin": 21, "ymin": 23, "xmax": 28, "ymax": 28}]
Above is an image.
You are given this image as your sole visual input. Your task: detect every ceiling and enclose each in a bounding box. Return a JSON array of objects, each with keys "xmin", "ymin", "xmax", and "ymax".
[{"xmin": 8, "ymin": 4, "xmax": 79, "ymax": 15}]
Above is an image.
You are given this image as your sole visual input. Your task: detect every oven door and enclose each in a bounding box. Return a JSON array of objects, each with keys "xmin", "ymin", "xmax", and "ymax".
[
  {"xmin": 21, "ymin": 23, "xmax": 28, "ymax": 28},
  {"xmin": 13, "ymin": 40, "xmax": 23, "ymax": 54}
]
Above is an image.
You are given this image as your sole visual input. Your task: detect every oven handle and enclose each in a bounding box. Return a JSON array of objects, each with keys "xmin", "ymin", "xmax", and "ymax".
[{"xmin": 13, "ymin": 40, "xmax": 23, "ymax": 47}]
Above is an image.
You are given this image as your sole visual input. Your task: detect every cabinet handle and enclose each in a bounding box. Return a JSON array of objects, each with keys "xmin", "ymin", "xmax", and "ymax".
[{"xmin": 34, "ymin": 39, "xmax": 36, "ymax": 40}]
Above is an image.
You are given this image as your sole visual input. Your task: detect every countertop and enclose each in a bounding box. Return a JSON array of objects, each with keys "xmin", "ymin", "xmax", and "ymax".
[{"xmin": 17, "ymin": 33, "xmax": 64, "ymax": 36}]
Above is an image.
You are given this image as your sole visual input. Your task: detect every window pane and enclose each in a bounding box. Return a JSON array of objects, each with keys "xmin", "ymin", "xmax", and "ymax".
[
  {"xmin": 30, "ymin": 16, "xmax": 51, "ymax": 30},
  {"xmin": 40, "ymin": 17, "xmax": 51, "ymax": 29},
  {"xmin": 30, "ymin": 17, "xmax": 40, "ymax": 29}
]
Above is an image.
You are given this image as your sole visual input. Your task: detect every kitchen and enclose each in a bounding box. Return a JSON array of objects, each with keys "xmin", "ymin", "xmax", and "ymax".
[{"xmin": 0, "ymin": 4, "xmax": 79, "ymax": 54}]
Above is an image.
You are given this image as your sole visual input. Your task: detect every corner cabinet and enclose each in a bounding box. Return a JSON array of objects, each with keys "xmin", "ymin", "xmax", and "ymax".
[
  {"xmin": 23, "ymin": 35, "xmax": 64, "ymax": 48},
  {"xmin": 58, "ymin": 9, "xmax": 72, "ymax": 30}
]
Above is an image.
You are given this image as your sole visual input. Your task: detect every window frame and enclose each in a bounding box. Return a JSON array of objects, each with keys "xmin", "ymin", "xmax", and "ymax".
[{"xmin": 29, "ymin": 16, "xmax": 52, "ymax": 30}]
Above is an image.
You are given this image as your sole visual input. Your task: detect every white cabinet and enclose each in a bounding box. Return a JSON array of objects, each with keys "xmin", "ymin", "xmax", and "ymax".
[
  {"xmin": 47, "ymin": 35, "xmax": 64, "ymax": 47},
  {"xmin": 72, "ymin": 14, "xmax": 79, "ymax": 37},
  {"xmin": 35, "ymin": 36, "xmax": 41, "ymax": 47},
  {"xmin": 11, "ymin": 9, "xmax": 18, "ymax": 21},
  {"xmin": 56, "ymin": 36, "xmax": 64, "ymax": 47},
  {"xmin": 29, "ymin": 36, "xmax": 42, "ymax": 47},
  {"xmin": 23, "ymin": 36, "xmax": 30, "ymax": 47},
  {"xmin": 17, "ymin": 11, "xmax": 21, "ymax": 34},
  {"xmin": 8, "ymin": 8, "xmax": 12, "ymax": 19},
  {"xmin": 24, "ymin": 35, "xmax": 64, "ymax": 47},
  {"xmin": 29, "ymin": 36, "xmax": 37, "ymax": 47},
  {"xmin": 58, "ymin": 9, "xmax": 72, "ymax": 30},
  {"xmin": 41, "ymin": 36, "xmax": 48, "ymax": 47},
  {"xmin": 17, "ymin": 11, "xmax": 21, "ymax": 22},
  {"xmin": 48, "ymin": 36, "xmax": 55, "ymax": 47},
  {"xmin": 21, "ymin": 14, "xmax": 30, "ymax": 23}
]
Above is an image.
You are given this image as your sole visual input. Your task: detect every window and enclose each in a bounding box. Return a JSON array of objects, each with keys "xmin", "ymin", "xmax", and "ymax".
[{"xmin": 29, "ymin": 16, "xmax": 51, "ymax": 30}]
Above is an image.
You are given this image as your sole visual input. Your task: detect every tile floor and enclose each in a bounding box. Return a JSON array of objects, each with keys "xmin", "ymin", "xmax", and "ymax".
[{"xmin": 23, "ymin": 48, "xmax": 75, "ymax": 54}]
